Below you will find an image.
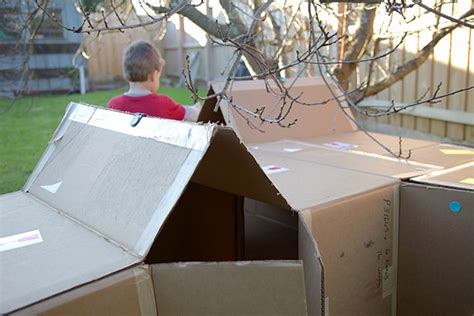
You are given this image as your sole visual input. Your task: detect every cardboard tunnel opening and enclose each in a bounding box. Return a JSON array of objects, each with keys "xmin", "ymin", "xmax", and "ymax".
[{"xmin": 146, "ymin": 183, "xmax": 299, "ymax": 265}]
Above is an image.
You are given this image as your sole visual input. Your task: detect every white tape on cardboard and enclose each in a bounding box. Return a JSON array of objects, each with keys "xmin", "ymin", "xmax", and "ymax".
[
  {"xmin": 69, "ymin": 106, "xmax": 213, "ymax": 151},
  {"xmin": 0, "ymin": 230, "xmax": 43, "ymax": 252}
]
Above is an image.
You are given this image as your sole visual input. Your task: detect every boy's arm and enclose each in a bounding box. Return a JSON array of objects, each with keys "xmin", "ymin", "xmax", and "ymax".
[{"xmin": 183, "ymin": 103, "xmax": 202, "ymax": 122}]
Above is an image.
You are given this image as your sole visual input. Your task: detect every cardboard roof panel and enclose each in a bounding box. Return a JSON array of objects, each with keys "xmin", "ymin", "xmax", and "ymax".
[
  {"xmin": 209, "ymin": 77, "xmax": 357, "ymax": 144},
  {"xmin": 151, "ymin": 261, "xmax": 307, "ymax": 315},
  {"xmin": 250, "ymin": 150, "xmax": 398, "ymax": 210},
  {"xmin": 26, "ymin": 104, "xmax": 213, "ymax": 256},
  {"xmin": 251, "ymin": 140, "xmax": 439, "ymax": 179},
  {"xmin": 0, "ymin": 192, "xmax": 138, "ymax": 314}
]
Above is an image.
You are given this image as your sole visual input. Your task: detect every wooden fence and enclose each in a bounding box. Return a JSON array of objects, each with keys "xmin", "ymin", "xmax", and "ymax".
[
  {"xmin": 85, "ymin": 3, "xmax": 473, "ymax": 143},
  {"xmin": 351, "ymin": 0, "xmax": 473, "ymax": 143}
]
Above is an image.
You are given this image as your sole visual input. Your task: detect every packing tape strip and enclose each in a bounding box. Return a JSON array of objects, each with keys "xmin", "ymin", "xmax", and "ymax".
[
  {"xmin": 69, "ymin": 105, "xmax": 214, "ymax": 152},
  {"xmin": 133, "ymin": 266, "xmax": 158, "ymax": 316}
]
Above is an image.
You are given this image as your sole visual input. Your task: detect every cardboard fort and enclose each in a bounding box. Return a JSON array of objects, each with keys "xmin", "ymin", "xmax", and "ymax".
[{"xmin": 1, "ymin": 77, "xmax": 473, "ymax": 315}]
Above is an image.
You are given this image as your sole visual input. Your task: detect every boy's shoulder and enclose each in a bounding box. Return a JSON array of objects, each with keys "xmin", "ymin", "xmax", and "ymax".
[{"xmin": 107, "ymin": 94, "xmax": 127, "ymax": 109}]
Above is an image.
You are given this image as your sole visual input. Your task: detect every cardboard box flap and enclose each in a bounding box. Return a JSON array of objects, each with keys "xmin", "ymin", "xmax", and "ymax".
[
  {"xmin": 298, "ymin": 211, "xmax": 324, "ymax": 316},
  {"xmin": 151, "ymin": 261, "xmax": 307, "ymax": 315},
  {"xmin": 411, "ymin": 162, "xmax": 474, "ymax": 190},
  {"xmin": 250, "ymin": 140, "xmax": 440, "ymax": 179},
  {"xmin": 13, "ymin": 265, "xmax": 157, "ymax": 316},
  {"xmin": 302, "ymin": 185, "xmax": 399, "ymax": 316},
  {"xmin": 199, "ymin": 77, "xmax": 356, "ymax": 144},
  {"xmin": 192, "ymin": 126, "xmax": 290, "ymax": 209},
  {"xmin": 25, "ymin": 103, "xmax": 213, "ymax": 257},
  {"xmin": 250, "ymin": 149, "xmax": 398, "ymax": 210},
  {"xmin": 0, "ymin": 192, "xmax": 139, "ymax": 314}
]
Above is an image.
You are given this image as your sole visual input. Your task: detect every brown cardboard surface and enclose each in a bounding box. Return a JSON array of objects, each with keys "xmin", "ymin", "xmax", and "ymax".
[
  {"xmin": 251, "ymin": 141, "xmax": 438, "ymax": 179},
  {"xmin": 14, "ymin": 266, "xmax": 156, "ymax": 316},
  {"xmin": 407, "ymin": 144, "xmax": 474, "ymax": 169},
  {"xmin": 250, "ymin": 149, "xmax": 397, "ymax": 210},
  {"xmin": 398, "ymin": 183, "xmax": 474, "ymax": 316},
  {"xmin": 192, "ymin": 126, "xmax": 290, "ymax": 208},
  {"xmin": 151, "ymin": 261, "xmax": 307, "ymax": 315},
  {"xmin": 244, "ymin": 198, "xmax": 298, "ymax": 260},
  {"xmin": 305, "ymin": 184, "xmax": 399, "ymax": 316},
  {"xmin": 205, "ymin": 77, "xmax": 356, "ymax": 144},
  {"xmin": 412, "ymin": 162, "xmax": 474, "ymax": 190},
  {"xmin": 303, "ymin": 130, "xmax": 435, "ymax": 157},
  {"xmin": 0, "ymin": 192, "xmax": 138, "ymax": 314},
  {"xmin": 147, "ymin": 182, "xmax": 239, "ymax": 263}
]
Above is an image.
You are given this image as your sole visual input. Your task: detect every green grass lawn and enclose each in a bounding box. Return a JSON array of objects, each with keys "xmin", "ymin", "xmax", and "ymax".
[{"xmin": 0, "ymin": 87, "xmax": 200, "ymax": 194}]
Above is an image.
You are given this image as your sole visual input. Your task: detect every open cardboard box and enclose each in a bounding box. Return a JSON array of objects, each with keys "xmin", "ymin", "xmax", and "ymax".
[{"xmin": 1, "ymin": 77, "xmax": 472, "ymax": 315}]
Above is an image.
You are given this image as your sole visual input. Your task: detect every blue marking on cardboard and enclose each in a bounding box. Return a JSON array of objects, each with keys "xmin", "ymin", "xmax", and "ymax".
[{"xmin": 449, "ymin": 201, "xmax": 462, "ymax": 213}]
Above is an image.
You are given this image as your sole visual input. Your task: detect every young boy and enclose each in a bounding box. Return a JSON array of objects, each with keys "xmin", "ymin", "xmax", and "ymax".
[{"xmin": 107, "ymin": 40, "xmax": 200, "ymax": 121}]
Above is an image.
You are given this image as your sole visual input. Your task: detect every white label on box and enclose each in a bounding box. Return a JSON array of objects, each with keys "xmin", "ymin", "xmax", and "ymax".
[
  {"xmin": 283, "ymin": 147, "xmax": 303, "ymax": 153},
  {"xmin": 262, "ymin": 165, "xmax": 289, "ymax": 175},
  {"xmin": 322, "ymin": 141, "xmax": 357, "ymax": 150},
  {"xmin": 0, "ymin": 230, "xmax": 43, "ymax": 252}
]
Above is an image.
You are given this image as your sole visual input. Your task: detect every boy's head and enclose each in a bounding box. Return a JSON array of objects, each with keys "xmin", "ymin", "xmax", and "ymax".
[{"xmin": 123, "ymin": 40, "xmax": 164, "ymax": 83}]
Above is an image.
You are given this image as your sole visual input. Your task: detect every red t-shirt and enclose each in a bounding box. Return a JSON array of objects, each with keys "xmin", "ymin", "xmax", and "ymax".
[{"xmin": 107, "ymin": 94, "xmax": 185, "ymax": 120}]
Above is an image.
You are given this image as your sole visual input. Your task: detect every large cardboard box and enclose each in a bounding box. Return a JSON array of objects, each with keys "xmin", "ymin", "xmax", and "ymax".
[
  {"xmin": 2, "ymin": 95, "xmax": 400, "ymax": 315},
  {"xmin": 198, "ymin": 77, "xmax": 473, "ymax": 315},
  {"xmin": 197, "ymin": 78, "xmax": 405, "ymax": 315},
  {"xmin": 398, "ymin": 162, "xmax": 474, "ymax": 316}
]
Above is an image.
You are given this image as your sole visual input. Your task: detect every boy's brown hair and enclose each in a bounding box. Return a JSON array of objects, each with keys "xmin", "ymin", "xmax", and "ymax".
[{"xmin": 123, "ymin": 40, "xmax": 165, "ymax": 82}]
